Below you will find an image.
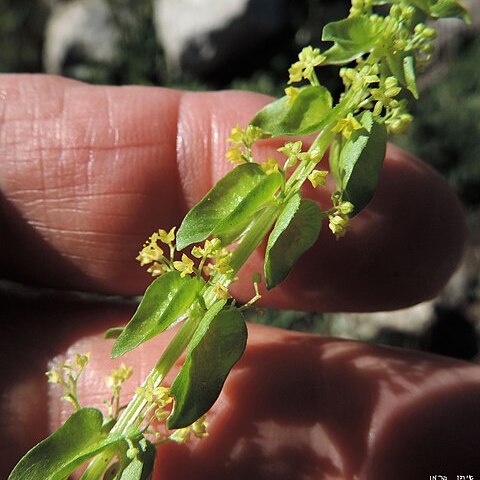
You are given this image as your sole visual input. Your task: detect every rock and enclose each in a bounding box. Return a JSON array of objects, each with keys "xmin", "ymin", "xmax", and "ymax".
[
  {"xmin": 43, "ymin": 0, "xmax": 119, "ymax": 75},
  {"xmin": 153, "ymin": 0, "xmax": 295, "ymax": 78}
]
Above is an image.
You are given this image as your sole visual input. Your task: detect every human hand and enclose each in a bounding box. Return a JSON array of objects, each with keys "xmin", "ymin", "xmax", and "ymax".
[{"xmin": 1, "ymin": 75, "xmax": 478, "ymax": 479}]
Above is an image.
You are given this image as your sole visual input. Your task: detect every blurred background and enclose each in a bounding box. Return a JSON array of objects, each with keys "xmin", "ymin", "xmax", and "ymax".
[{"xmin": 1, "ymin": 0, "xmax": 480, "ymax": 361}]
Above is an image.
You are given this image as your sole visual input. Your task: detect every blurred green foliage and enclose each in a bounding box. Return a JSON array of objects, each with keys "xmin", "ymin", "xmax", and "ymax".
[
  {"xmin": 0, "ymin": 0, "xmax": 48, "ymax": 73},
  {"xmin": 398, "ymin": 38, "xmax": 480, "ymax": 208}
]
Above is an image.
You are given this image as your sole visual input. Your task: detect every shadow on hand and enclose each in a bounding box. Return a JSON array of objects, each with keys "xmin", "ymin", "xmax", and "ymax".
[{"xmin": 155, "ymin": 327, "xmax": 480, "ymax": 480}]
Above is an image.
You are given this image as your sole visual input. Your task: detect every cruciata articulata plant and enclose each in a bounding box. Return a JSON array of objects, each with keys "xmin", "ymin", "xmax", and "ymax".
[{"xmin": 9, "ymin": 1, "xmax": 470, "ymax": 478}]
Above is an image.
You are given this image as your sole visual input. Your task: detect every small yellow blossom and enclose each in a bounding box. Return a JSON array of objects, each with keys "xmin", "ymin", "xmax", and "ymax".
[
  {"xmin": 46, "ymin": 369, "xmax": 63, "ymax": 384},
  {"xmin": 371, "ymin": 77, "xmax": 402, "ymax": 117},
  {"xmin": 261, "ymin": 157, "xmax": 280, "ymax": 175},
  {"xmin": 136, "ymin": 233, "xmax": 164, "ymax": 266},
  {"xmin": 170, "ymin": 416, "xmax": 208, "ymax": 443},
  {"xmin": 308, "ymin": 170, "xmax": 328, "ymax": 188},
  {"xmin": 226, "ymin": 145, "xmax": 245, "ymax": 165},
  {"xmin": 158, "ymin": 227, "xmax": 176, "ymax": 245},
  {"xmin": 278, "ymin": 140, "xmax": 303, "ymax": 168},
  {"xmin": 284, "ymin": 86, "xmax": 300, "ymax": 104},
  {"xmin": 191, "ymin": 415, "xmax": 208, "ymax": 438},
  {"xmin": 147, "ymin": 261, "xmax": 164, "ymax": 277},
  {"xmin": 332, "ymin": 113, "xmax": 363, "ymax": 140},
  {"xmin": 329, "ymin": 214, "xmax": 349, "ymax": 238},
  {"xmin": 288, "ymin": 46, "xmax": 326, "ymax": 84},
  {"xmin": 173, "ymin": 254, "xmax": 195, "ymax": 277},
  {"xmin": 75, "ymin": 353, "xmax": 90, "ymax": 368},
  {"xmin": 338, "ymin": 201, "xmax": 354, "ymax": 215},
  {"xmin": 213, "ymin": 256, "xmax": 233, "ymax": 275},
  {"xmin": 214, "ymin": 283, "xmax": 231, "ymax": 300},
  {"xmin": 105, "ymin": 363, "xmax": 133, "ymax": 390},
  {"xmin": 152, "ymin": 386, "xmax": 173, "ymax": 406}
]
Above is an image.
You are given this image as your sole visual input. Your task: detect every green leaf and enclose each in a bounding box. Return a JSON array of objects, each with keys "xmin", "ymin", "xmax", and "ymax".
[
  {"xmin": 167, "ymin": 302, "xmax": 247, "ymax": 429},
  {"xmin": 322, "ymin": 16, "xmax": 380, "ymax": 65},
  {"xmin": 386, "ymin": 52, "xmax": 418, "ymax": 99},
  {"xmin": 264, "ymin": 194, "xmax": 322, "ymax": 289},
  {"xmin": 250, "ymin": 85, "xmax": 333, "ymax": 136},
  {"xmin": 176, "ymin": 163, "xmax": 282, "ymax": 250},
  {"xmin": 337, "ymin": 111, "xmax": 387, "ymax": 215},
  {"xmin": 329, "ymin": 138, "xmax": 342, "ymax": 186},
  {"xmin": 112, "ymin": 272, "xmax": 204, "ymax": 358},
  {"xmin": 119, "ymin": 440, "xmax": 156, "ymax": 480},
  {"xmin": 104, "ymin": 326, "xmax": 124, "ymax": 340},
  {"xmin": 8, "ymin": 408, "xmax": 123, "ymax": 480},
  {"xmin": 403, "ymin": 55, "xmax": 419, "ymax": 99},
  {"xmin": 408, "ymin": 0, "xmax": 470, "ymax": 21},
  {"xmin": 429, "ymin": 0, "xmax": 470, "ymax": 22}
]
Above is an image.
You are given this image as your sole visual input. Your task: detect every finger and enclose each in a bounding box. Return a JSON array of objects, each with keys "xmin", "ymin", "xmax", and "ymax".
[
  {"xmin": 2, "ymin": 296, "xmax": 479, "ymax": 479},
  {"xmin": 0, "ymin": 75, "xmax": 465, "ymax": 310}
]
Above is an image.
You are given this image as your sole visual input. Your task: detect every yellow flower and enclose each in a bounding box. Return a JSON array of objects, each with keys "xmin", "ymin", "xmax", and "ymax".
[
  {"xmin": 308, "ymin": 170, "xmax": 328, "ymax": 188},
  {"xmin": 136, "ymin": 233, "xmax": 164, "ymax": 266},
  {"xmin": 173, "ymin": 254, "xmax": 195, "ymax": 277},
  {"xmin": 46, "ymin": 368, "xmax": 63, "ymax": 384},
  {"xmin": 278, "ymin": 140, "xmax": 303, "ymax": 168},
  {"xmin": 284, "ymin": 86, "xmax": 300, "ymax": 105},
  {"xmin": 288, "ymin": 46, "xmax": 326, "ymax": 84},
  {"xmin": 226, "ymin": 145, "xmax": 245, "ymax": 164},
  {"xmin": 214, "ymin": 283, "xmax": 231, "ymax": 300},
  {"xmin": 261, "ymin": 157, "xmax": 280, "ymax": 175},
  {"xmin": 147, "ymin": 261, "xmax": 164, "ymax": 277},
  {"xmin": 332, "ymin": 113, "xmax": 363, "ymax": 140},
  {"xmin": 158, "ymin": 227, "xmax": 176, "ymax": 245},
  {"xmin": 329, "ymin": 214, "xmax": 349, "ymax": 238},
  {"xmin": 288, "ymin": 61, "xmax": 304, "ymax": 84}
]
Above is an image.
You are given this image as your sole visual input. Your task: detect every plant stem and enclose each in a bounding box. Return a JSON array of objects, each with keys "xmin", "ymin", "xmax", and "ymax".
[
  {"xmin": 81, "ymin": 314, "xmax": 200, "ymax": 478},
  {"xmin": 79, "ymin": 450, "xmax": 116, "ymax": 480}
]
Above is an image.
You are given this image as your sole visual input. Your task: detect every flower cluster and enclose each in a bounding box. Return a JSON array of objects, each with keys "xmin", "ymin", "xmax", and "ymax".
[
  {"xmin": 136, "ymin": 228, "xmax": 176, "ymax": 277},
  {"xmin": 135, "ymin": 379, "xmax": 208, "ymax": 444},
  {"xmin": 104, "ymin": 363, "xmax": 133, "ymax": 419},
  {"xmin": 332, "ymin": 113, "xmax": 363, "ymax": 140},
  {"xmin": 328, "ymin": 199, "xmax": 354, "ymax": 239},
  {"xmin": 288, "ymin": 46, "xmax": 326, "ymax": 85},
  {"xmin": 226, "ymin": 124, "xmax": 264, "ymax": 165},
  {"xmin": 46, "ymin": 353, "xmax": 90, "ymax": 411}
]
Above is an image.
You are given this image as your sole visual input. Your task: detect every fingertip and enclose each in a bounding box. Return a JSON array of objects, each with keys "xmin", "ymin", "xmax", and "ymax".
[{"xmin": 231, "ymin": 144, "xmax": 466, "ymax": 312}]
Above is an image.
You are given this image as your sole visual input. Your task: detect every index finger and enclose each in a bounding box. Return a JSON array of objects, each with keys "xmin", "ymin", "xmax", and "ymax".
[{"xmin": 0, "ymin": 75, "xmax": 465, "ymax": 311}]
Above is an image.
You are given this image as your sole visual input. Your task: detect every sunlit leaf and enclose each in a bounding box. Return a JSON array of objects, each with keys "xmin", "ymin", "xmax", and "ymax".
[
  {"xmin": 336, "ymin": 111, "xmax": 387, "ymax": 214},
  {"xmin": 265, "ymin": 194, "xmax": 322, "ymax": 289},
  {"xmin": 322, "ymin": 16, "xmax": 380, "ymax": 65},
  {"xmin": 104, "ymin": 326, "xmax": 124, "ymax": 340},
  {"xmin": 176, "ymin": 164, "xmax": 282, "ymax": 250},
  {"xmin": 250, "ymin": 85, "xmax": 333, "ymax": 136},
  {"xmin": 112, "ymin": 272, "xmax": 204, "ymax": 358},
  {"xmin": 167, "ymin": 302, "xmax": 246, "ymax": 429},
  {"xmin": 8, "ymin": 408, "xmax": 123, "ymax": 480}
]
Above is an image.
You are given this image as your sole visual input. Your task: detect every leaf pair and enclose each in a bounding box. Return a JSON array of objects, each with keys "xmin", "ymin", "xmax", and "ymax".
[{"xmin": 330, "ymin": 111, "xmax": 387, "ymax": 215}]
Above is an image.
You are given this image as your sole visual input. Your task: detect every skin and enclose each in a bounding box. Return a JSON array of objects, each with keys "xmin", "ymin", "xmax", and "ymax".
[{"xmin": 0, "ymin": 75, "xmax": 478, "ymax": 479}]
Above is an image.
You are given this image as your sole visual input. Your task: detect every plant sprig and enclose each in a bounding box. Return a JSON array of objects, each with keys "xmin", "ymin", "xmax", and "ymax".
[{"xmin": 9, "ymin": 1, "xmax": 470, "ymax": 478}]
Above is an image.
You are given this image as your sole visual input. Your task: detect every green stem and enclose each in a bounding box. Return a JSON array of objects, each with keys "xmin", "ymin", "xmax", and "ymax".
[
  {"xmin": 82, "ymin": 314, "xmax": 200, "ymax": 478},
  {"xmin": 202, "ymin": 203, "xmax": 281, "ymax": 308},
  {"xmin": 79, "ymin": 451, "xmax": 116, "ymax": 480}
]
